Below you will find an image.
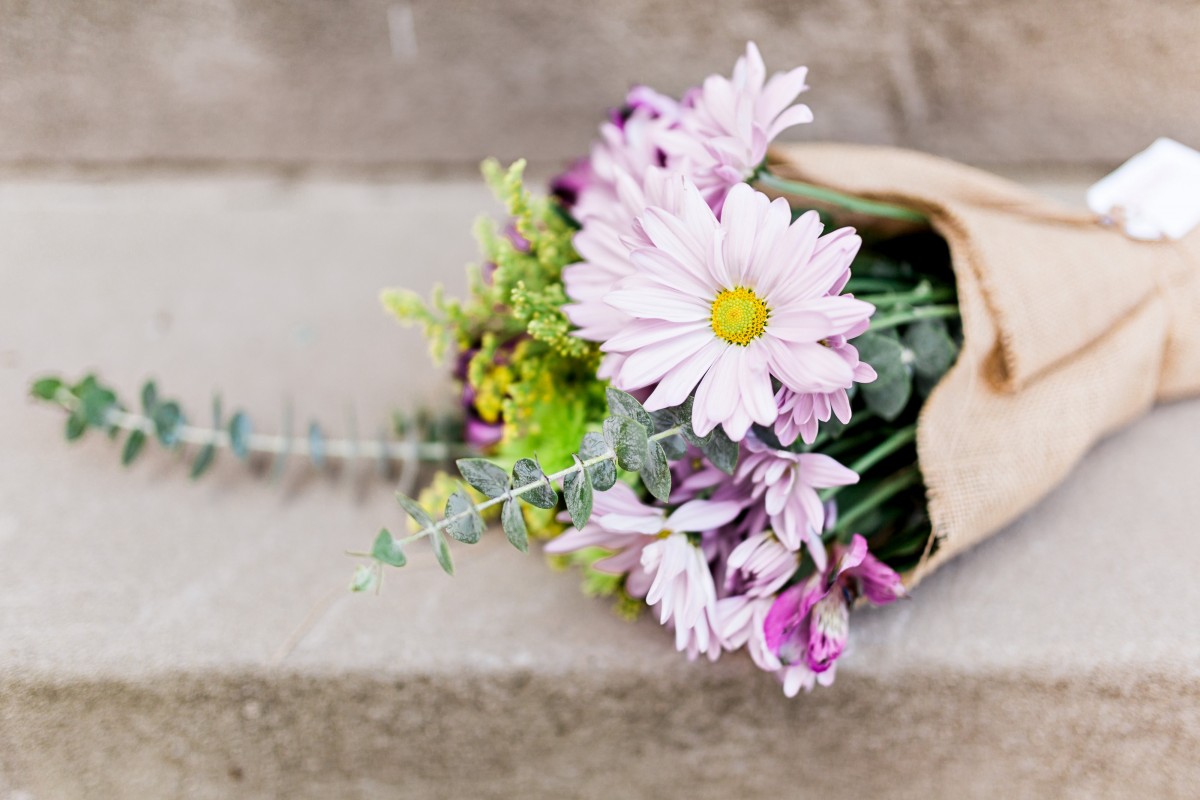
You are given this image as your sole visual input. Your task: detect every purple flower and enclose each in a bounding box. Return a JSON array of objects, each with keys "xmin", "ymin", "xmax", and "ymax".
[
  {"xmin": 599, "ymin": 179, "xmax": 873, "ymax": 441},
  {"xmin": 763, "ymin": 534, "xmax": 906, "ymax": 676},
  {"xmin": 661, "ymin": 42, "xmax": 814, "ymax": 212},
  {"xmin": 724, "ymin": 531, "xmax": 796, "ymax": 598},
  {"xmin": 737, "ymin": 437, "xmax": 859, "ymax": 570}
]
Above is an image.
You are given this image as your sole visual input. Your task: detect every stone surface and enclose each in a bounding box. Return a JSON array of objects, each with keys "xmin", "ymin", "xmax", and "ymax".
[
  {"xmin": 2, "ymin": 173, "xmax": 1199, "ymax": 797},
  {"xmin": 1, "ymin": 0, "xmax": 1198, "ymax": 172}
]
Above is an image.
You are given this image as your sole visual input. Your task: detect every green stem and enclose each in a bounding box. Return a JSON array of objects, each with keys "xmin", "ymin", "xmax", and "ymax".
[
  {"xmin": 857, "ymin": 287, "xmax": 957, "ymax": 308},
  {"xmin": 869, "ymin": 304, "xmax": 960, "ymax": 331},
  {"xmin": 818, "ymin": 424, "xmax": 918, "ymax": 503},
  {"xmin": 832, "ymin": 468, "xmax": 922, "ymax": 536},
  {"xmin": 399, "ymin": 424, "xmax": 687, "ymax": 546},
  {"xmin": 754, "ymin": 170, "xmax": 928, "ymax": 224},
  {"xmin": 52, "ymin": 388, "xmax": 466, "ymax": 463}
]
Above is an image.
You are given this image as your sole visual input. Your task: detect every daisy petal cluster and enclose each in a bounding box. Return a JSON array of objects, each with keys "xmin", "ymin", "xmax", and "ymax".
[{"xmin": 603, "ymin": 180, "xmax": 873, "ymax": 441}]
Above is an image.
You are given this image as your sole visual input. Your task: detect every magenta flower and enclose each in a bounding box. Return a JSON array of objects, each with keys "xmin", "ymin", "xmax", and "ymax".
[
  {"xmin": 763, "ymin": 534, "xmax": 906, "ymax": 676},
  {"xmin": 737, "ymin": 437, "xmax": 858, "ymax": 570},
  {"xmin": 601, "ymin": 178, "xmax": 873, "ymax": 441},
  {"xmin": 662, "ymin": 42, "xmax": 814, "ymax": 211}
]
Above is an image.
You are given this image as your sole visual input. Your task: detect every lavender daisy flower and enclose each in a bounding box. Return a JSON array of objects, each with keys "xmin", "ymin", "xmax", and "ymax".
[
  {"xmin": 641, "ymin": 532, "xmax": 723, "ymax": 661},
  {"xmin": 724, "ymin": 530, "xmax": 797, "ymax": 597},
  {"xmin": 662, "ymin": 42, "xmax": 814, "ymax": 211},
  {"xmin": 601, "ymin": 178, "xmax": 874, "ymax": 440},
  {"xmin": 544, "ymin": 481, "xmax": 742, "ymax": 604},
  {"xmin": 737, "ymin": 437, "xmax": 859, "ymax": 570}
]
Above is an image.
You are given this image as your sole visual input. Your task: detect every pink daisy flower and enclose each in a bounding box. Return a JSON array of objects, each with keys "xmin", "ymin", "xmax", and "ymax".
[
  {"xmin": 601, "ymin": 178, "xmax": 874, "ymax": 441},
  {"xmin": 544, "ymin": 481, "xmax": 742, "ymax": 604},
  {"xmin": 642, "ymin": 532, "xmax": 723, "ymax": 661},
  {"xmin": 738, "ymin": 438, "xmax": 859, "ymax": 570},
  {"xmin": 724, "ymin": 530, "xmax": 797, "ymax": 597},
  {"xmin": 662, "ymin": 42, "xmax": 814, "ymax": 211}
]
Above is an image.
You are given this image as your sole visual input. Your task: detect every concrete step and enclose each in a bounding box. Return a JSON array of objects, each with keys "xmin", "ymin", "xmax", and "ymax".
[
  {"xmin": 2, "ymin": 172, "xmax": 1199, "ymax": 798},
  {"xmin": 1, "ymin": 1, "xmax": 1198, "ymax": 172}
]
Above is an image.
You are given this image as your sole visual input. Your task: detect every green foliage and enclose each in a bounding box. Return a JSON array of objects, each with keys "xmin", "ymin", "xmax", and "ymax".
[
  {"xmin": 563, "ymin": 455, "xmax": 594, "ymax": 529},
  {"xmin": 501, "ymin": 499, "xmax": 529, "ymax": 552},
  {"xmin": 445, "ymin": 489, "xmax": 484, "ymax": 544},
  {"xmin": 856, "ymin": 333, "xmax": 912, "ymax": 421},
  {"xmin": 371, "ymin": 528, "xmax": 407, "ymax": 567},
  {"xmin": 512, "ymin": 458, "xmax": 558, "ymax": 509}
]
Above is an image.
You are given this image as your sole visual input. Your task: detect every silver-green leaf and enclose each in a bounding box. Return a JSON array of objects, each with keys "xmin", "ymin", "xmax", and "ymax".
[
  {"xmin": 579, "ymin": 432, "xmax": 617, "ymax": 491},
  {"xmin": 639, "ymin": 441, "xmax": 672, "ymax": 502},
  {"xmin": 701, "ymin": 425, "xmax": 739, "ymax": 475},
  {"xmin": 444, "ymin": 489, "xmax": 484, "ymax": 544},
  {"xmin": 501, "ymin": 498, "xmax": 529, "ymax": 553},
  {"xmin": 228, "ymin": 412, "xmax": 252, "ymax": 460},
  {"xmin": 606, "ymin": 387, "xmax": 653, "ymax": 433},
  {"xmin": 455, "ymin": 458, "xmax": 510, "ymax": 498},
  {"xmin": 563, "ymin": 454, "xmax": 594, "ymax": 529},
  {"xmin": 395, "ymin": 491, "xmax": 437, "ymax": 530},
  {"xmin": 603, "ymin": 415, "xmax": 648, "ymax": 471},
  {"xmin": 430, "ymin": 529, "xmax": 454, "ymax": 575},
  {"xmin": 513, "ymin": 458, "xmax": 557, "ymax": 509},
  {"xmin": 371, "ymin": 527, "xmax": 407, "ymax": 567}
]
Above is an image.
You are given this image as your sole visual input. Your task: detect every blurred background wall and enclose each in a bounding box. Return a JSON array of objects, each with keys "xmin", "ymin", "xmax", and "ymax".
[{"xmin": 1, "ymin": 0, "xmax": 1198, "ymax": 174}]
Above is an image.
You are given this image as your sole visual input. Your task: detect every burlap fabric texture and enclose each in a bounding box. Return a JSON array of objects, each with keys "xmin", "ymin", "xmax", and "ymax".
[{"xmin": 768, "ymin": 144, "xmax": 1200, "ymax": 586}]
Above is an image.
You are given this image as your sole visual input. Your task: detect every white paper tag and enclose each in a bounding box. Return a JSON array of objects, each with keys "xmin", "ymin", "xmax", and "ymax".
[{"xmin": 1087, "ymin": 138, "xmax": 1200, "ymax": 241}]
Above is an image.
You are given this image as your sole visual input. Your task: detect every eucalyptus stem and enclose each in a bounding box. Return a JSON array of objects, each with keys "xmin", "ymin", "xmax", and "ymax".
[
  {"xmin": 754, "ymin": 170, "xmax": 928, "ymax": 224},
  {"xmin": 54, "ymin": 389, "xmax": 465, "ymax": 463},
  {"xmin": 401, "ymin": 424, "xmax": 686, "ymax": 545},
  {"xmin": 832, "ymin": 468, "xmax": 922, "ymax": 536},
  {"xmin": 868, "ymin": 304, "xmax": 960, "ymax": 331}
]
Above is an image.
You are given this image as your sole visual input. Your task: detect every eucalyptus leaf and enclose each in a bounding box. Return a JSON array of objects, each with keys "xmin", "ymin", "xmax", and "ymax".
[
  {"xmin": 444, "ymin": 489, "xmax": 484, "ymax": 544},
  {"xmin": 350, "ymin": 564, "xmax": 378, "ymax": 593},
  {"xmin": 121, "ymin": 429, "xmax": 146, "ymax": 465},
  {"xmin": 228, "ymin": 412, "xmax": 252, "ymax": 460},
  {"xmin": 141, "ymin": 380, "xmax": 158, "ymax": 414},
  {"xmin": 606, "ymin": 387, "xmax": 653, "ymax": 433},
  {"xmin": 701, "ymin": 425, "xmax": 738, "ymax": 475},
  {"xmin": 371, "ymin": 528, "xmax": 407, "ymax": 567},
  {"xmin": 30, "ymin": 376, "xmax": 63, "ymax": 402},
  {"xmin": 395, "ymin": 491, "xmax": 437, "ymax": 530},
  {"xmin": 639, "ymin": 440, "xmax": 672, "ymax": 502},
  {"xmin": 501, "ymin": 498, "xmax": 529, "ymax": 553},
  {"xmin": 903, "ymin": 319, "xmax": 958, "ymax": 381},
  {"xmin": 856, "ymin": 332, "xmax": 912, "ymax": 421},
  {"xmin": 512, "ymin": 458, "xmax": 557, "ymax": 509},
  {"xmin": 430, "ymin": 529, "xmax": 454, "ymax": 576},
  {"xmin": 64, "ymin": 412, "xmax": 87, "ymax": 441},
  {"xmin": 563, "ymin": 455, "xmax": 594, "ymax": 529},
  {"xmin": 579, "ymin": 432, "xmax": 617, "ymax": 491},
  {"xmin": 456, "ymin": 458, "xmax": 510, "ymax": 498},
  {"xmin": 603, "ymin": 415, "xmax": 648, "ymax": 471},
  {"xmin": 190, "ymin": 443, "xmax": 216, "ymax": 479},
  {"xmin": 657, "ymin": 433, "xmax": 687, "ymax": 460},
  {"xmin": 152, "ymin": 401, "xmax": 184, "ymax": 447}
]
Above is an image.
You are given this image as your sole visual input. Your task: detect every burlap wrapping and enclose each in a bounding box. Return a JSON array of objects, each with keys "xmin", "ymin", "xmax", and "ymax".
[{"xmin": 768, "ymin": 144, "xmax": 1200, "ymax": 586}]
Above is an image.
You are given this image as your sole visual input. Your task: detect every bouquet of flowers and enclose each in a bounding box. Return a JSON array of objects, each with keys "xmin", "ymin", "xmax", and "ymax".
[{"xmin": 34, "ymin": 43, "xmax": 1199, "ymax": 696}]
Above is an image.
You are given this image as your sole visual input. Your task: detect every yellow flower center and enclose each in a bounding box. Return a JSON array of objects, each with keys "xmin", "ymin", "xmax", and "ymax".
[{"xmin": 710, "ymin": 287, "xmax": 769, "ymax": 346}]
